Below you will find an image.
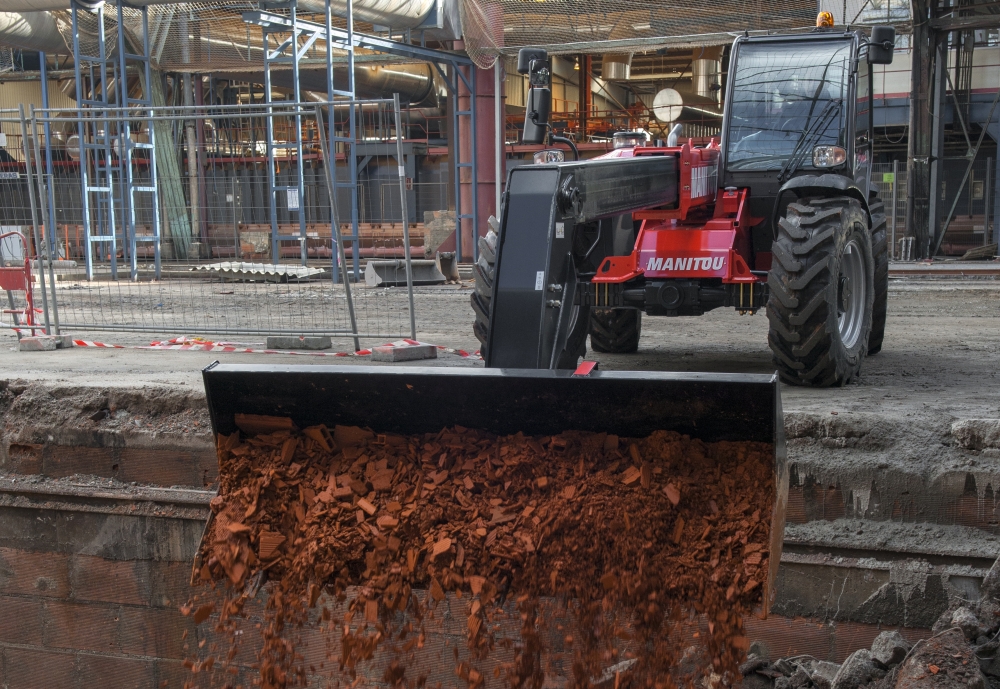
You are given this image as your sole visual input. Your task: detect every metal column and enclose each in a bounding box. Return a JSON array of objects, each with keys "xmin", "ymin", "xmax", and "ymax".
[
  {"xmin": 262, "ymin": 0, "xmax": 314, "ymax": 265},
  {"xmin": 116, "ymin": 2, "xmax": 161, "ymax": 279},
  {"xmin": 72, "ymin": 0, "xmax": 119, "ymax": 280},
  {"xmin": 890, "ymin": 159, "xmax": 898, "ymax": 259},
  {"xmin": 442, "ymin": 64, "xmax": 478, "ymax": 262},
  {"xmin": 325, "ymin": 0, "xmax": 362, "ymax": 282}
]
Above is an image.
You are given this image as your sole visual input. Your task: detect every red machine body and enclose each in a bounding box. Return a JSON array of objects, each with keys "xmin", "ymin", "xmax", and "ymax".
[{"xmin": 591, "ymin": 141, "xmax": 766, "ymax": 289}]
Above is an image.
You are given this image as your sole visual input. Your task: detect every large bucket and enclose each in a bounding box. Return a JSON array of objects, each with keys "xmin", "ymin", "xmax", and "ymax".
[{"xmin": 198, "ymin": 364, "xmax": 787, "ymax": 683}]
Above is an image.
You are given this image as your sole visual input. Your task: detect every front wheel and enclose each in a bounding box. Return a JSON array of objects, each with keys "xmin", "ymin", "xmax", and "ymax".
[
  {"xmin": 590, "ymin": 308, "xmax": 641, "ymax": 353},
  {"xmin": 867, "ymin": 195, "xmax": 889, "ymax": 354},
  {"xmin": 767, "ymin": 196, "xmax": 874, "ymax": 387}
]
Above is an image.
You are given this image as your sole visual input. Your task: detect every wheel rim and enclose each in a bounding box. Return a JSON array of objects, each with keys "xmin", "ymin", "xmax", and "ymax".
[{"xmin": 837, "ymin": 238, "xmax": 866, "ymax": 349}]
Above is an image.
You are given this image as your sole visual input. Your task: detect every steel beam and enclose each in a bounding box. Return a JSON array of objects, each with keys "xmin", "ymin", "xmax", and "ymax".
[{"xmin": 905, "ymin": 0, "xmax": 935, "ymax": 258}]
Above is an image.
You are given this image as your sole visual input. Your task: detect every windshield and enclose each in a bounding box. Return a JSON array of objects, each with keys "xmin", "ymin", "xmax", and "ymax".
[{"xmin": 726, "ymin": 39, "xmax": 851, "ymax": 171}]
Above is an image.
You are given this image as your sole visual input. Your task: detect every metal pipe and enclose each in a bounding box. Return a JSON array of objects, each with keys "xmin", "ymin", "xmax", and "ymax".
[
  {"xmin": 18, "ymin": 103, "xmax": 50, "ymax": 335},
  {"xmin": 393, "ymin": 93, "xmax": 416, "ymax": 340},
  {"xmin": 494, "ymin": 60, "xmax": 501, "ymax": 217},
  {"xmin": 890, "ymin": 159, "xmax": 898, "ymax": 259},
  {"xmin": 0, "ymin": 10, "xmax": 62, "ymax": 52},
  {"xmin": 28, "ymin": 105, "xmax": 59, "ymax": 334},
  {"xmin": 227, "ymin": 63, "xmax": 436, "ymax": 106},
  {"xmin": 314, "ymin": 103, "xmax": 361, "ymax": 351},
  {"xmin": 0, "ymin": 0, "xmax": 441, "ymax": 30},
  {"xmin": 37, "ymin": 56, "xmax": 59, "ymax": 334},
  {"xmin": 182, "ymin": 73, "xmax": 199, "ymax": 260}
]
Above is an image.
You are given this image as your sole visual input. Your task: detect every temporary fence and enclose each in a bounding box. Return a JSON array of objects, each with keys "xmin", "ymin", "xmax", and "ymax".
[
  {"xmin": 5, "ymin": 97, "xmax": 431, "ymax": 342},
  {"xmin": 872, "ymin": 159, "xmax": 996, "ymax": 259}
]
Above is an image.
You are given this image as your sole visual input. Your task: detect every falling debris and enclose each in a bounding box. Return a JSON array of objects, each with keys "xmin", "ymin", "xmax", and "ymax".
[{"xmin": 190, "ymin": 423, "xmax": 776, "ymax": 687}]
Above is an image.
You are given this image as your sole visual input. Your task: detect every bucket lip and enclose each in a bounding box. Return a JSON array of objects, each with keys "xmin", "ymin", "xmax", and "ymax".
[{"xmin": 202, "ymin": 363, "xmax": 779, "ymax": 386}]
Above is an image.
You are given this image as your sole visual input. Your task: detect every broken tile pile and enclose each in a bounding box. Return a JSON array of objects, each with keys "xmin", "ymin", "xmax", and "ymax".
[
  {"xmin": 188, "ymin": 418, "xmax": 776, "ymax": 687},
  {"xmin": 741, "ymin": 554, "xmax": 1000, "ymax": 689}
]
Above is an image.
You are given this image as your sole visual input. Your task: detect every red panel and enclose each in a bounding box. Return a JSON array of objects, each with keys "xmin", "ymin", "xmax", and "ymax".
[{"xmin": 0, "ymin": 267, "xmax": 26, "ymax": 292}]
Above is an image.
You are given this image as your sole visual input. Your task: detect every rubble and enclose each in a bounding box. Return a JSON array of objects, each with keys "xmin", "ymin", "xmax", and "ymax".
[
  {"xmin": 188, "ymin": 421, "xmax": 777, "ymax": 687},
  {"xmin": 740, "ymin": 553, "xmax": 1000, "ymax": 689}
]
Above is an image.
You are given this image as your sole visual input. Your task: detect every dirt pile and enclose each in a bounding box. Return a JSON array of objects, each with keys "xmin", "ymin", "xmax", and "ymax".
[{"xmin": 186, "ymin": 418, "xmax": 776, "ymax": 688}]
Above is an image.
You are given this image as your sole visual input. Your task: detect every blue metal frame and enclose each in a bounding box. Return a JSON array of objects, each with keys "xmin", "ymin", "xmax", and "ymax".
[
  {"xmin": 245, "ymin": 9, "xmax": 479, "ymax": 265},
  {"xmin": 116, "ymin": 3, "xmax": 161, "ymax": 279},
  {"xmin": 72, "ymin": 0, "xmax": 119, "ymax": 280},
  {"xmin": 324, "ymin": 0, "xmax": 362, "ymax": 283},
  {"xmin": 261, "ymin": 0, "xmax": 314, "ymax": 266},
  {"xmin": 39, "ymin": 53, "xmax": 57, "ymax": 264}
]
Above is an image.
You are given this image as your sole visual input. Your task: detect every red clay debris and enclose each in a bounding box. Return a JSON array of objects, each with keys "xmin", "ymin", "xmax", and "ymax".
[{"xmin": 186, "ymin": 421, "xmax": 776, "ymax": 688}]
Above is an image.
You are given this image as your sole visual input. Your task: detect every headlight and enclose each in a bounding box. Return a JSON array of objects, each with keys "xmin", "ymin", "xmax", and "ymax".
[
  {"xmin": 533, "ymin": 149, "xmax": 565, "ymax": 164},
  {"xmin": 812, "ymin": 145, "xmax": 847, "ymax": 167}
]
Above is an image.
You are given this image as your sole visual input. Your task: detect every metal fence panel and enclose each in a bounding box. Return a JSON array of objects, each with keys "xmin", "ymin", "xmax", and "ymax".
[{"xmin": 23, "ymin": 100, "xmax": 420, "ymax": 340}]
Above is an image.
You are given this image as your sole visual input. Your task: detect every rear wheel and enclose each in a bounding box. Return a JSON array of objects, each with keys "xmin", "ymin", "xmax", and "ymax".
[
  {"xmin": 867, "ymin": 196, "xmax": 888, "ymax": 354},
  {"xmin": 767, "ymin": 196, "xmax": 874, "ymax": 387},
  {"xmin": 589, "ymin": 308, "xmax": 641, "ymax": 353}
]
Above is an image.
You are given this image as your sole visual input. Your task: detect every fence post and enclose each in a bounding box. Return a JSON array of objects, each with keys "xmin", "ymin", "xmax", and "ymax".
[
  {"xmin": 393, "ymin": 94, "xmax": 417, "ymax": 341},
  {"xmin": 315, "ymin": 104, "xmax": 361, "ymax": 352},
  {"xmin": 18, "ymin": 104, "xmax": 51, "ymax": 336},
  {"xmin": 985, "ymin": 158, "xmax": 992, "ymax": 247},
  {"xmin": 890, "ymin": 159, "xmax": 898, "ymax": 260},
  {"xmin": 29, "ymin": 106, "xmax": 60, "ymax": 335}
]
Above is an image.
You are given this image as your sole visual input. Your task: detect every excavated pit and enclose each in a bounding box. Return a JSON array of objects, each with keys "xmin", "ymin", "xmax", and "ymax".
[{"xmin": 0, "ymin": 376, "xmax": 997, "ymax": 687}]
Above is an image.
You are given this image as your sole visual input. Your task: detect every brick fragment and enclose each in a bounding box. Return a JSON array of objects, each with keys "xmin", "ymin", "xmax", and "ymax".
[{"xmin": 621, "ymin": 466, "xmax": 642, "ymax": 485}]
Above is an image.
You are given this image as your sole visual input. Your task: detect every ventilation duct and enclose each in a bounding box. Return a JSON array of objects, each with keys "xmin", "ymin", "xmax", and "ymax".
[
  {"xmin": 0, "ymin": 0, "xmax": 443, "ymax": 31},
  {"xmin": 601, "ymin": 53, "xmax": 630, "ymax": 80},
  {"xmin": 691, "ymin": 46, "xmax": 723, "ymax": 104},
  {"xmin": 0, "ymin": 10, "xmax": 64, "ymax": 53}
]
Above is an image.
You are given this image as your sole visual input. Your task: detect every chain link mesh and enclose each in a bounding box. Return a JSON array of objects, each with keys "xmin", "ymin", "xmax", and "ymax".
[{"xmin": 460, "ymin": 0, "xmax": 821, "ymax": 68}]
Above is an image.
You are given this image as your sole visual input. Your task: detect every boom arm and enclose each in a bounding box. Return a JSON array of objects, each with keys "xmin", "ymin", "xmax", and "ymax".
[{"xmin": 486, "ymin": 156, "xmax": 678, "ymax": 369}]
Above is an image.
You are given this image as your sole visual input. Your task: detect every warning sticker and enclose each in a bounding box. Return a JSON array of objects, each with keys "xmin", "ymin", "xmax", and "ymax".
[{"xmin": 535, "ymin": 271, "xmax": 545, "ymax": 290}]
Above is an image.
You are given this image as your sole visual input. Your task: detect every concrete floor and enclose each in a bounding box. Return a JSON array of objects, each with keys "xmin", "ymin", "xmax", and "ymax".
[{"xmin": 3, "ymin": 275, "xmax": 998, "ymax": 422}]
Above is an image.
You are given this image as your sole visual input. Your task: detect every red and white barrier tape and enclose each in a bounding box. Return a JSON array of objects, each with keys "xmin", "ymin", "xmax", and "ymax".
[{"xmin": 70, "ymin": 335, "xmax": 480, "ymax": 359}]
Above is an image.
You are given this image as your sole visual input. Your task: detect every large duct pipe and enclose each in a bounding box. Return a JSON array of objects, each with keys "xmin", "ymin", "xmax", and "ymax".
[
  {"xmin": 0, "ymin": 0, "xmax": 438, "ymax": 31},
  {"xmin": 227, "ymin": 63, "xmax": 437, "ymax": 106},
  {"xmin": 0, "ymin": 10, "xmax": 64, "ymax": 53},
  {"xmin": 691, "ymin": 46, "xmax": 724, "ymax": 105},
  {"xmin": 601, "ymin": 53, "xmax": 630, "ymax": 80}
]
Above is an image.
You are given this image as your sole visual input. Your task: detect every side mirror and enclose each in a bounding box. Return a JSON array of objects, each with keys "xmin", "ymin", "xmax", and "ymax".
[
  {"xmin": 518, "ymin": 47, "xmax": 551, "ymax": 145},
  {"xmin": 867, "ymin": 26, "xmax": 895, "ymax": 65},
  {"xmin": 517, "ymin": 47, "xmax": 548, "ymax": 75},
  {"xmin": 522, "ymin": 86, "xmax": 551, "ymax": 144}
]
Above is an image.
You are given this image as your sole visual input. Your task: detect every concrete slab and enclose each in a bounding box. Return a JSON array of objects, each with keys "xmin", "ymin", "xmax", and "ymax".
[
  {"xmin": 16, "ymin": 336, "xmax": 58, "ymax": 352},
  {"xmin": 370, "ymin": 342, "xmax": 437, "ymax": 362},
  {"xmin": 264, "ymin": 335, "xmax": 332, "ymax": 350}
]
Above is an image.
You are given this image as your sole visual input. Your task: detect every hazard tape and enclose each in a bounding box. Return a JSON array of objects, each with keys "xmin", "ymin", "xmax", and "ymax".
[
  {"xmin": 71, "ymin": 335, "xmax": 482, "ymax": 359},
  {"xmin": 73, "ymin": 340, "xmax": 126, "ymax": 348}
]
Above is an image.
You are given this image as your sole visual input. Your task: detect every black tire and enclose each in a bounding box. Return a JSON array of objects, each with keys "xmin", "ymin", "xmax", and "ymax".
[
  {"xmin": 767, "ymin": 196, "xmax": 874, "ymax": 387},
  {"xmin": 472, "ymin": 224, "xmax": 590, "ymax": 368},
  {"xmin": 471, "ymin": 229, "xmax": 497, "ymax": 359},
  {"xmin": 589, "ymin": 308, "xmax": 641, "ymax": 353},
  {"xmin": 867, "ymin": 196, "xmax": 889, "ymax": 355}
]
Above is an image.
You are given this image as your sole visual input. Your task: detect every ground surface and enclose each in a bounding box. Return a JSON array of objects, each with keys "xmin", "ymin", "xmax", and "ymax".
[{"xmin": 3, "ymin": 273, "xmax": 998, "ymax": 423}]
